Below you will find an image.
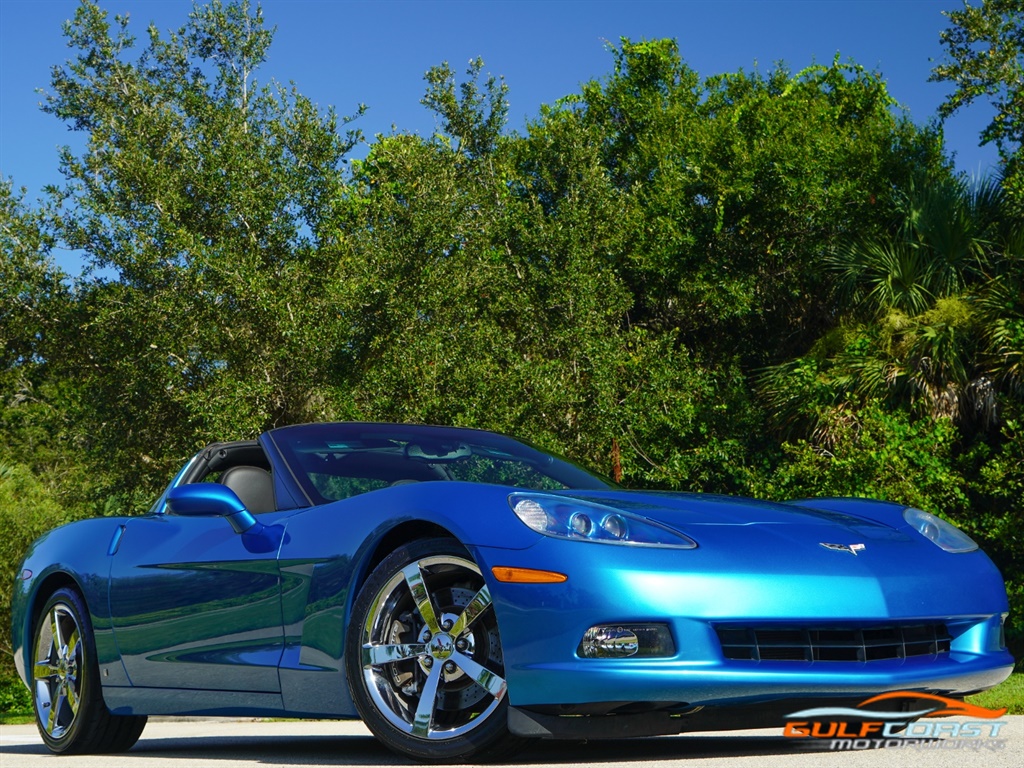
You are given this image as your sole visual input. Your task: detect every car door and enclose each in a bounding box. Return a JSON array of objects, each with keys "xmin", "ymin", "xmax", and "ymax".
[{"xmin": 107, "ymin": 507, "xmax": 290, "ymax": 693}]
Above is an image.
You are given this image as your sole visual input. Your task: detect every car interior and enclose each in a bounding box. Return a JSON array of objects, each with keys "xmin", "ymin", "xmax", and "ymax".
[{"xmin": 185, "ymin": 440, "xmax": 277, "ymax": 513}]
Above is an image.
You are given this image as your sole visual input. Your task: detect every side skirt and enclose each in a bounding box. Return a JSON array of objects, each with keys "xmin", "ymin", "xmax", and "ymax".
[{"xmin": 103, "ymin": 686, "xmax": 288, "ymax": 718}]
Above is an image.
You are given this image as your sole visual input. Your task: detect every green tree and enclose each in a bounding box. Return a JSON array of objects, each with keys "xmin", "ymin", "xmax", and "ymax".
[
  {"xmin": 753, "ymin": 402, "xmax": 969, "ymax": 512},
  {"xmin": 568, "ymin": 40, "xmax": 944, "ymax": 369},
  {"xmin": 759, "ymin": 174, "xmax": 1020, "ymax": 440},
  {"xmin": 932, "ymin": 0, "xmax": 1024, "ymax": 211},
  {"xmin": 421, "ymin": 57, "xmax": 508, "ymax": 158},
  {"xmin": 0, "ymin": 180, "xmax": 71, "ymax": 480},
  {"xmin": 39, "ymin": 0, "xmax": 360, "ymax": 503},
  {"xmin": 487, "ymin": 39, "xmax": 947, "ymax": 489},
  {"xmin": 338, "ymin": 59, "xmax": 753, "ymax": 489}
]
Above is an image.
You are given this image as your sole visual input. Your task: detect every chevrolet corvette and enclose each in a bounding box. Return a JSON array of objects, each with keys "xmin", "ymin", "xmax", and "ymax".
[{"xmin": 11, "ymin": 422, "xmax": 1014, "ymax": 760}]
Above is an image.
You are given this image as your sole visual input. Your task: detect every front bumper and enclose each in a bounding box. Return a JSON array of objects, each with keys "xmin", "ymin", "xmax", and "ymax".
[{"xmin": 472, "ymin": 534, "xmax": 1014, "ymax": 709}]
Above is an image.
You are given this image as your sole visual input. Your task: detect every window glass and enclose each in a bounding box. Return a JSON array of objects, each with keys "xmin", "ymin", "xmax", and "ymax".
[
  {"xmin": 266, "ymin": 423, "xmax": 611, "ymax": 504},
  {"xmin": 308, "ymin": 473, "xmax": 390, "ymax": 501}
]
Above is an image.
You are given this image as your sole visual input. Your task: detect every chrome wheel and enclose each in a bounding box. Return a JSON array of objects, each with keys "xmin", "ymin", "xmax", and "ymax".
[
  {"xmin": 362, "ymin": 554, "xmax": 506, "ymax": 740},
  {"xmin": 33, "ymin": 602, "xmax": 83, "ymax": 740},
  {"xmin": 31, "ymin": 587, "xmax": 147, "ymax": 755},
  {"xmin": 348, "ymin": 539, "xmax": 526, "ymax": 761}
]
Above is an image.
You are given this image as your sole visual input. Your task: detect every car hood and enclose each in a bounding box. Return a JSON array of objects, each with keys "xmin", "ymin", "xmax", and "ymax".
[{"xmin": 553, "ymin": 489, "xmax": 912, "ymax": 543}]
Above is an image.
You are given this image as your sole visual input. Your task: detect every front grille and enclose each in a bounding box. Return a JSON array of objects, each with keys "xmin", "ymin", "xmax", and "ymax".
[{"xmin": 716, "ymin": 623, "xmax": 951, "ymax": 662}]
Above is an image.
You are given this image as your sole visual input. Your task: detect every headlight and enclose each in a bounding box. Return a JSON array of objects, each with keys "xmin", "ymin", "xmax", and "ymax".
[
  {"xmin": 509, "ymin": 493, "xmax": 697, "ymax": 549},
  {"xmin": 903, "ymin": 508, "xmax": 978, "ymax": 553}
]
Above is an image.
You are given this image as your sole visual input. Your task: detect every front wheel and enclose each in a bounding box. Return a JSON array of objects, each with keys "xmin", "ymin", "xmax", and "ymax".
[
  {"xmin": 32, "ymin": 587, "xmax": 147, "ymax": 754},
  {"xmin": 346, "ymin": 538, "xmax": 528, "ymax": 762}
]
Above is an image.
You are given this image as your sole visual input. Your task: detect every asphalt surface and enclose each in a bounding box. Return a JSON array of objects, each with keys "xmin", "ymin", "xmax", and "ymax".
[{"xmin": 1, "ymin": 716, "xmax": 1021, "ymax": 767}]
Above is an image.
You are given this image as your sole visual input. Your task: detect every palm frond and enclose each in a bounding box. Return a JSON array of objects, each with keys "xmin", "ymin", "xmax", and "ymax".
[{"xmin": 826, "ymin": 239, "xmax": 936, "ymax": 316}]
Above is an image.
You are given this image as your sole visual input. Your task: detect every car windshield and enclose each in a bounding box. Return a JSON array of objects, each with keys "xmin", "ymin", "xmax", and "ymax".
[{"xmin": 266, "ymin": 422, "xmax": 611, "ymax": 504}]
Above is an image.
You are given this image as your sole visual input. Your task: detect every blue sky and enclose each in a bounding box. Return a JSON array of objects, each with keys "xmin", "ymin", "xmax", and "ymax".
[{"xmin": 0, "ymin": 0, "xmax": 1000, "ymax": 272}]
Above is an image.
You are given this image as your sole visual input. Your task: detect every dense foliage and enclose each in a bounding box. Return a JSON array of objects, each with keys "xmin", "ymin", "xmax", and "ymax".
[
  {"xmin": 2, "ymin": 0, "xmax": 1022, "ymax": 711},
  {"xmin": 931, "ymin": 0, "xmax": 1024, "ymax": 212}
]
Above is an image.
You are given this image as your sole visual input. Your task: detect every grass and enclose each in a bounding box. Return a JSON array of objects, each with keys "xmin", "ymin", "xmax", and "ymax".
[
  {"xmin": 0, "ymin": 713, "xmax": 33, "ymax": 725},
  {"xmin": 967, "ymin": 672, "xmax": 1024, "ymax": 714}
]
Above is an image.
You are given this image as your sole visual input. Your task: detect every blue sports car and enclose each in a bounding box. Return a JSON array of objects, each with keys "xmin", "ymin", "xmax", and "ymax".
[{"xmin": 11, "ymin": 422, "xmax": 1014, "ymax": 760}]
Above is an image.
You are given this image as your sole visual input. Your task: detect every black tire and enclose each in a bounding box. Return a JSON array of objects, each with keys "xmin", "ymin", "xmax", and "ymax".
[
  {"xmin": 346, "ymin": 538, "xmax": 530, "ymax": 762},
  {"xmin": 31, "ymin": 587, "xmax": 148, "ymax": 754}
]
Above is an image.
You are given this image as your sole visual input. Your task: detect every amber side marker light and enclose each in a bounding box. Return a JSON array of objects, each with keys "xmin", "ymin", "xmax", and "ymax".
[{"xmin": 491, "ymin": 566, "xmax": 568, "ymax": 583}]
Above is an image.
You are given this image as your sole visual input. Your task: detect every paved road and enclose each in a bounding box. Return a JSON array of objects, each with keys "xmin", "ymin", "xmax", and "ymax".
[{"xmin": 1, "ymin": 717, "xmax": 1021, "ymax": 768}]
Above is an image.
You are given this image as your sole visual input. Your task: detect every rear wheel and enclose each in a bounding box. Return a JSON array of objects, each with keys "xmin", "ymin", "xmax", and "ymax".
[
  {"xmin": 32, "ymin": 587, "xmax": 147, "ymax": 754},
  {"xmin": 346, "ymin": 538, "xmax": 529, "ymax": 762}
]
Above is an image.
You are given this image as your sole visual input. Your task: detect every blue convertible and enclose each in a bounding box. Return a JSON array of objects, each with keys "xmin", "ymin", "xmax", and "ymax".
[{"xmin": 11, "ymin": 422, "xmax": 1014, "ymax": 760}]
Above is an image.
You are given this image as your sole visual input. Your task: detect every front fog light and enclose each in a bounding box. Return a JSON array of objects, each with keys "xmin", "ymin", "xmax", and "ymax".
[{"xmin": 577, "ymin": 623, "xmax": 675, "ymax": 658}]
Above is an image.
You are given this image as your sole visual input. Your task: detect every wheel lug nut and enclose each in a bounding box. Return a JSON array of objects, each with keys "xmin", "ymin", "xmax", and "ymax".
[
  {"xmin": 456, "ymin": 639, "xmax": 468, "ymax": 651},
  {"xmin": 444, "ymin": 661, "xmax": 457, "ymax": 673},
  {"xmin": 442, "ymin": 620, "xmax": 453, "ymax": 631},
  {"xmin": 423, "ymin": 656, "xmax": 433, "ymax": 667},
  {"xmin": 423, "ymin": 630, "xmax": 431, "ymax": 641}
]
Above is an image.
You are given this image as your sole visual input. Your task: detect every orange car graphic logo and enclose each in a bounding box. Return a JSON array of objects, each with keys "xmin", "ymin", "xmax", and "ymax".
[
  {"xmin": 784, "ymin": 692, "xmax": 1007, "ymax": 740},
  {"xmin": 788, "ymin": 692, "xmax": 1006, "ymax": 721}
]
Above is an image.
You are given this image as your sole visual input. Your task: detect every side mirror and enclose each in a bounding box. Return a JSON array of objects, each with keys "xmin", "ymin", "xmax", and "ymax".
[{"xmin": 166, "ymin": 484, "xmax": 258, "ymax": 534}]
